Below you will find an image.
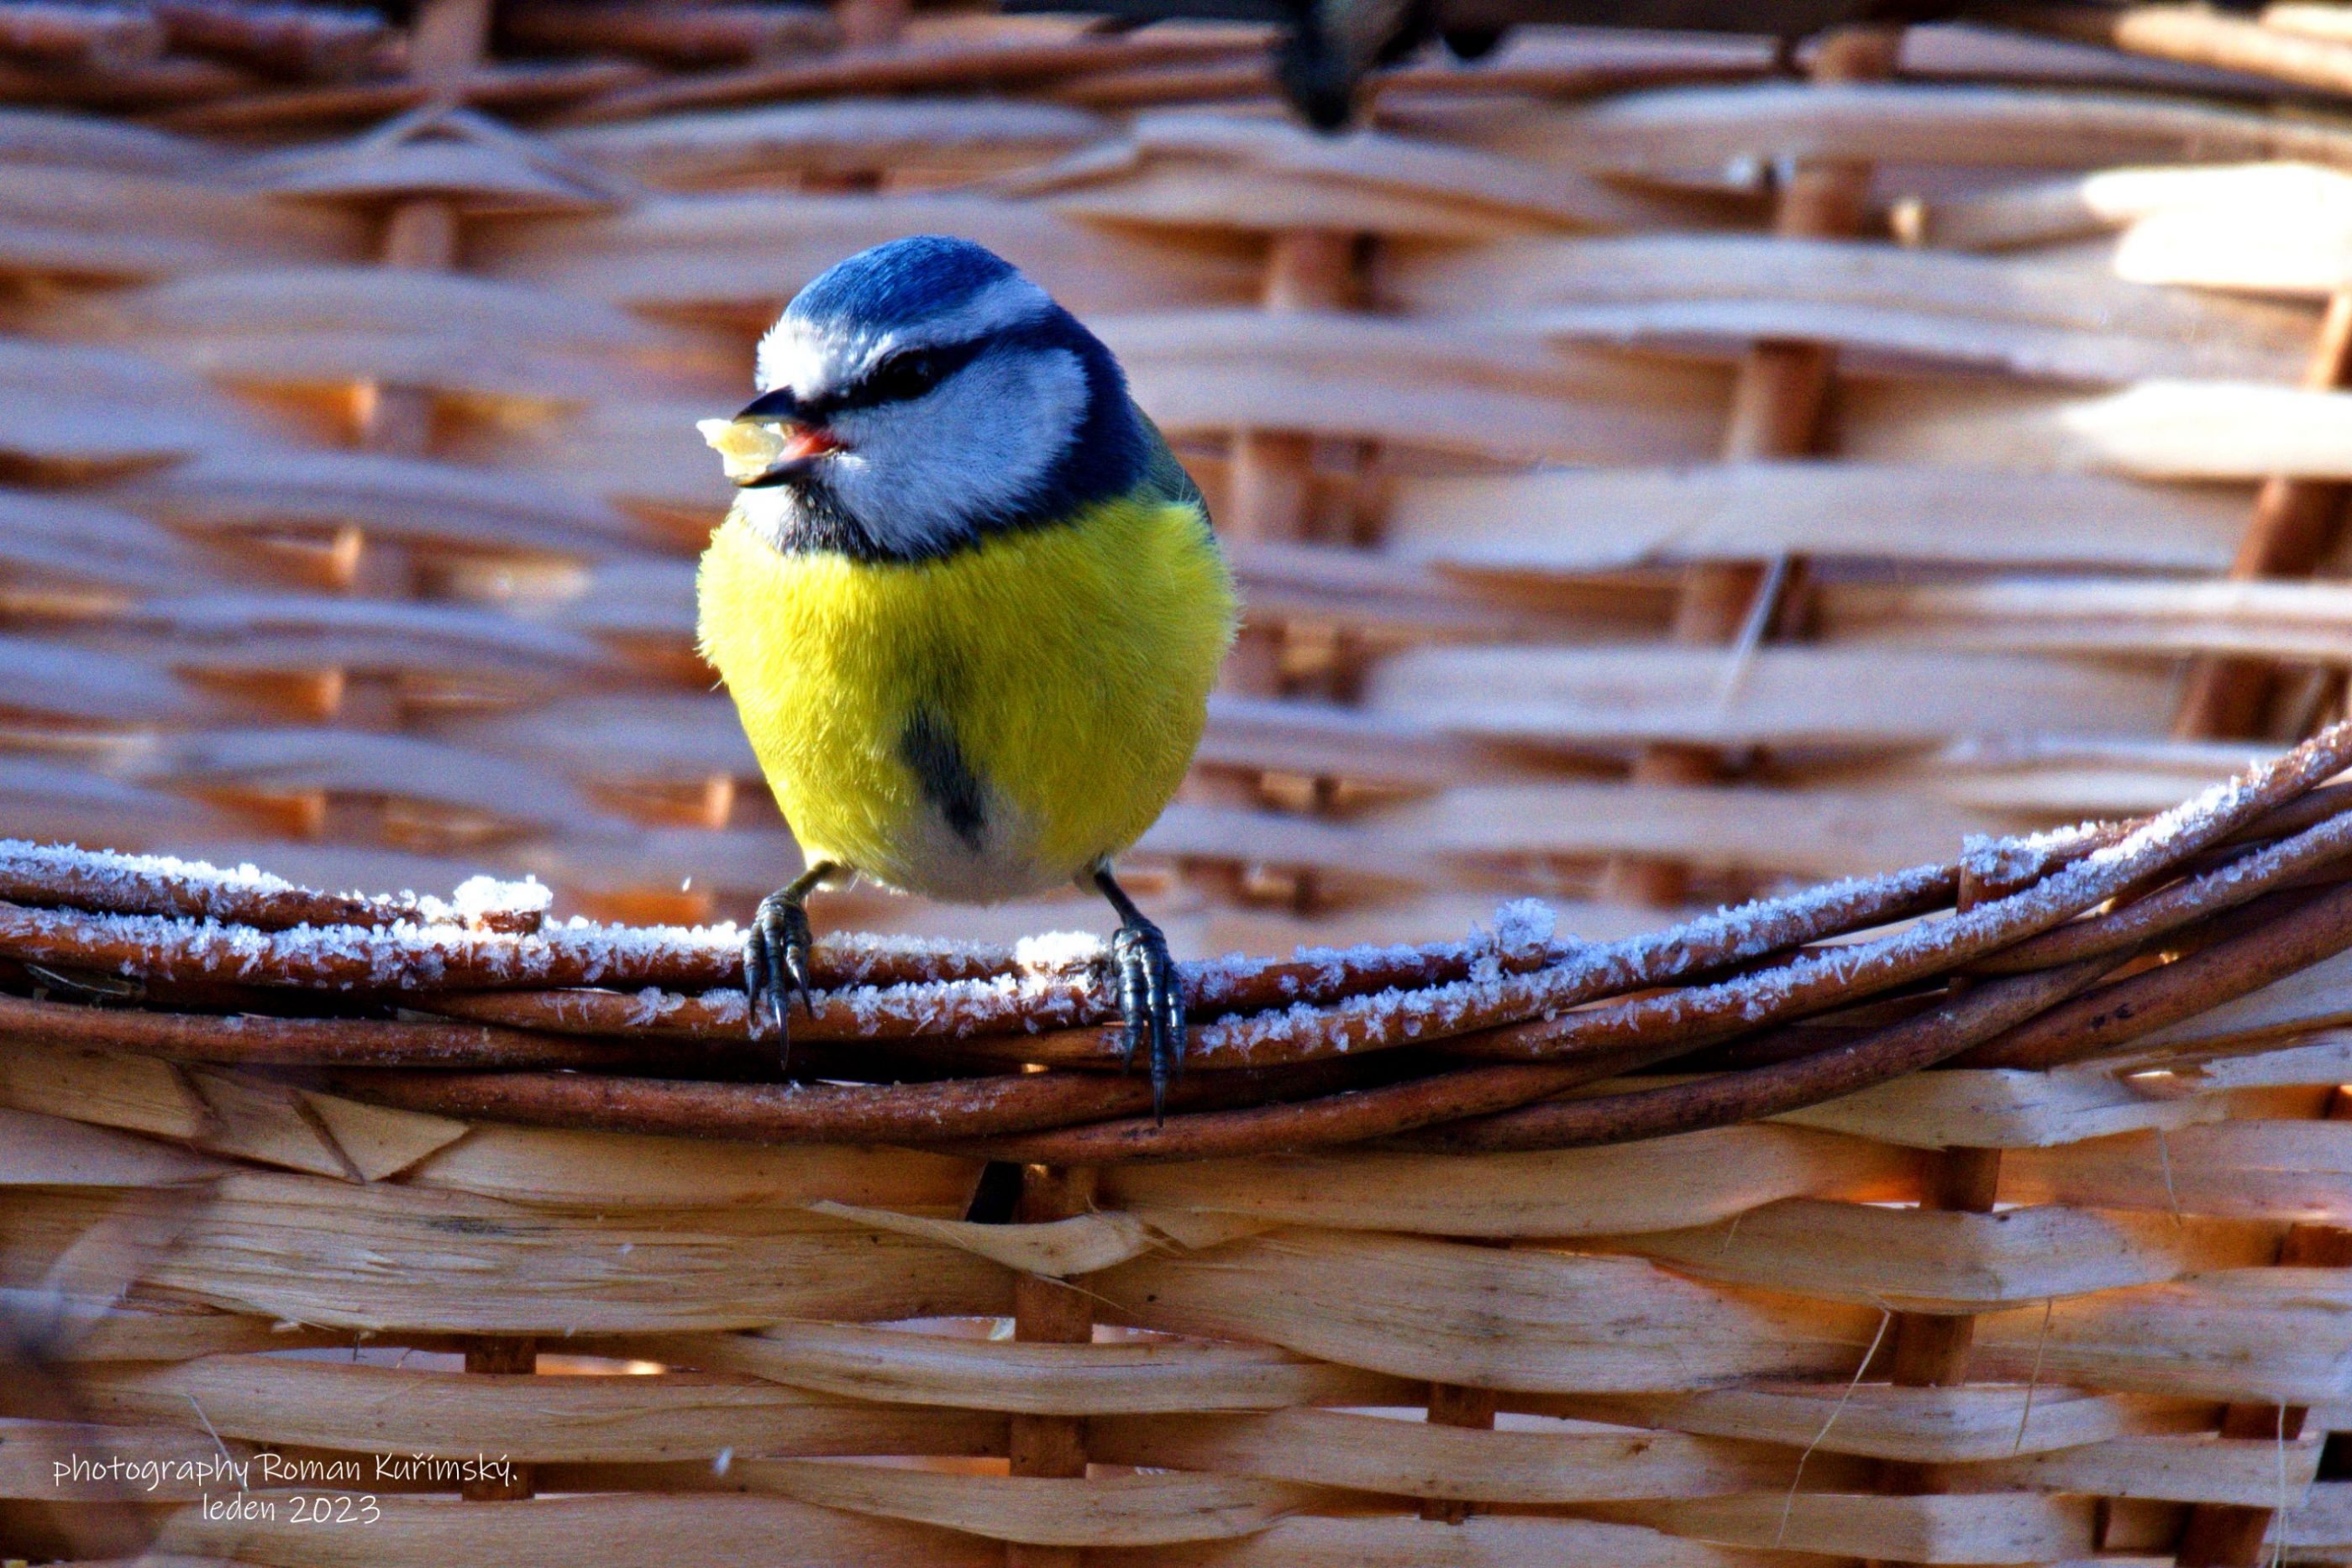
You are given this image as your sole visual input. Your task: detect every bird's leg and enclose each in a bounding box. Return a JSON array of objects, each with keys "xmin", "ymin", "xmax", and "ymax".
[
  {"xmin": 1091, "ymin": 864, "xmax": 1185, "ymax": 1122},
  {"xmin": 745, "ymin": 860, "xmax": 837, "ymax": 1076}
]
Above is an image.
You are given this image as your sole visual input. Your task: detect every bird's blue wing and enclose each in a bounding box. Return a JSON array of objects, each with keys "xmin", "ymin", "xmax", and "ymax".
[{"xmin": 1130, "ymin": 400, "xmax": 1212, "ymax": 527}]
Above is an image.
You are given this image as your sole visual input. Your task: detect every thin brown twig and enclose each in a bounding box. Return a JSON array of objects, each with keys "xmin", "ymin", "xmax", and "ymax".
[
  {"xmin": 321, "ymin": 1055, "xmax": 1370, "ymax": 1145},
  {"xmin": 1389, "ymin": 956, "xmax": 2121, "ymax": 1156},
  {"xmin": 1963, "ymin": 878, "xmax": 2352, "ymax": 1070}
]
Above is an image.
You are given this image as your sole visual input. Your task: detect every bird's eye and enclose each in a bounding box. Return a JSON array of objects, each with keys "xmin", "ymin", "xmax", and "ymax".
[{"xmin": 864, "ymin": 350, "xmax": 947, "ymax": 405}]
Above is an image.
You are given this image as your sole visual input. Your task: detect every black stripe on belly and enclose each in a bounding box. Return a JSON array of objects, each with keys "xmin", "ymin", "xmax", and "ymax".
[{"xmin": 899, "ymin": 708, "xmax": 988, "ymax": 851}]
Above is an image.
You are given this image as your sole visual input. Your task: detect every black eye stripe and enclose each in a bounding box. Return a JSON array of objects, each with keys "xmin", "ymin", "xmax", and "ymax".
[{"xmin": 827, "ymin": 338, "xmax": 987, "ymax": 415}]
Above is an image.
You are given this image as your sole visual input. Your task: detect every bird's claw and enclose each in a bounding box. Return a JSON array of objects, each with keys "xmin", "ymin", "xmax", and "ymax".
[
  {"xmin": 744, "ymin": 889, "xmax": 816, "ymax": 1074},
  {"xmin": 1110, "ymin": 919, "xmax": 1185, "ymax": 1123}
]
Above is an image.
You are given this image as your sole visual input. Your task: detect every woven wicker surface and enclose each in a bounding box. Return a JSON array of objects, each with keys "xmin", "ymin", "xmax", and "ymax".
[
  {"xmin": 6, "ymin": 724, "xmax": 2352, "ymax": 1563},
  {"xmin": 15, "ymin": 3, "xmax": 2352, "ymax": 1565}
]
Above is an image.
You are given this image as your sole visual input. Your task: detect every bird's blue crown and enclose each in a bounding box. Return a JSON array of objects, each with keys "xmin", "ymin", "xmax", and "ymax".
[{"xmin": 785, "ymin": 235, "xmax": 1021, "ymax": 336}]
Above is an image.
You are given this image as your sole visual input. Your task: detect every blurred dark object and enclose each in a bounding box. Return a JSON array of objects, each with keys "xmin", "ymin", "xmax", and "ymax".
[
  {"xmin": 1014, "ymin": 0, "xmax": 2271, "ymax": 128},
  {"xmin": 1017, "ymin": 0, "xmax": 1956, "ymax": 125}
]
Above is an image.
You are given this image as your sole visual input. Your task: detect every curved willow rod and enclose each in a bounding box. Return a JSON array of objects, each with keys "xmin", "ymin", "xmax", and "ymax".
[
  {"xmin": 0, "ymin": 844, "xmax": 453, "ymax": 933},
  {"xmin": 449, "ymin": 862, "xmax": 1962, "ymax": 1070},
  {"xmin": 942, "ymin": 1051, "xmax": 1656, "ymax": 1166},
  {"xmin": 0, "ymin": 858, "xmax": 1960, "ymax": 1064},
  {"xmin": 1964, "ymin": 878, "xmax": 2352, "ymax": 1071},
  {"xmin": 0, "ymin": 838, "xmax": 721, "ymax": 936},
  {"xmin": 1434, "ymin": 720, "xmax": 2352, "ymax": 1068},
  {"xmin": 0, "ymin": 899, "xmax": 1007, "ymax": 996},
  {"xmin": 6, "ymin": 722, "xmax": 2352, "ymax": 1161},
  {"xmin": 0, "ymin": 989, "xmax": 661, "ymax": 1072},
  {"xmin": 365, "ymin": 726, "xmax": 2352, "ymax": 1078},
  {"xmin": 415, "ymin": 934, "xmax": 1570, "ymax": 1046},
  {"xmin": 84, "ymin": 865, "xmax": 2349, "ymax": 1160},
  {"xmin": 322, "ymin": 1056, "xmax": 1371, "ymax": 1146},
  {"xmin": 925, "ymin": 734, "xmax": 2352, "ymax": 1159},
  {"xmin": 1, "ymin": 754, "xmax": 2337, "ymax": 1007},
  {"xmin": 1315, "ymin": 865, "xmax": 2352, "ymax": 1158},
  {"xmin": 1385, "ymin": 957, "xmax": 2120, "ymax": 1156},
  {"xmin": 0, "ymin": 989, "xmax": 764, "ymax": 1073},
  {"xmin": 1412, "ymin": 878, "xmax": 2352, "ymax": 1154},
  {"xmin": 322, "ymin": 858, "xmax": 2349, "ymax": 1160},
  {"xmin": 949, "ymin": 957, "xmax": 2126, "ymax": 1166},
  {"xmin": 1971, "ymin": 808, "xmax": 2352, "ymax": 974}
]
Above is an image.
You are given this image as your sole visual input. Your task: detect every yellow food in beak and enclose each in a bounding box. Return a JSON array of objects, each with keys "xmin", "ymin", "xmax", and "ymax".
[{"xmin": 698, "ymin": 417, "xmax": 788, "ymax": 485}]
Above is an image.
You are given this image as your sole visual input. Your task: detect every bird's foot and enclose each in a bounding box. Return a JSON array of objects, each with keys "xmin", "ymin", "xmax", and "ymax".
[
  {"xmin": 744, "ymin": 887, "xmax": 816, "ymax": 1074},
  {"xmin": 1110, "ymin": 915, "xmax": 1185, "ymax": 1123}
]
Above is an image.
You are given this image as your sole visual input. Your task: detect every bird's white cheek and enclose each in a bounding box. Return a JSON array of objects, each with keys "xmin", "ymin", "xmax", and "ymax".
[{"xmin": 830, "ymin": 351, "xmax": 1086, "ymax": 552}]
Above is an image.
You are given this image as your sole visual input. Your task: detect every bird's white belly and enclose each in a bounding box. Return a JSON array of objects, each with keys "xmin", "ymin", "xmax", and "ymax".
[{"xmin": 866, "ymin": 784, "xmax": 1059, "ymax": 905}]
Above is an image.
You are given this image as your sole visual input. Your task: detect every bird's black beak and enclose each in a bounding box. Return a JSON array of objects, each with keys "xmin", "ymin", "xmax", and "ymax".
[
  {"xmin": 737, "ymin": 454, "xmax": 822, "ymax": 489},
  {"xmin": 729, "ymin": 388, "xmax": 845, "ymax": 489},
  {"xmin": 736, "ymin": 387, "xmax": 801, "ymax": 422}
]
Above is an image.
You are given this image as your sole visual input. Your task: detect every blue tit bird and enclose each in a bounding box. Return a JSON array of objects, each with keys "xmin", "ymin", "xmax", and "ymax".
[{"xmin": 695, "ymin": 235, "xmax": 1238, "ymax": 1114}]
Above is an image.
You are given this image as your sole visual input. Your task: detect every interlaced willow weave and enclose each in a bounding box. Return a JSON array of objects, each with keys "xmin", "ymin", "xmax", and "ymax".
[
  {"xmin": 22, "ymin": 3, "xmax": 2352, "ymax": 1565},
  {"xmin": 12, "ymin": 726, "xmax": 2352, "ymax": 1564}
]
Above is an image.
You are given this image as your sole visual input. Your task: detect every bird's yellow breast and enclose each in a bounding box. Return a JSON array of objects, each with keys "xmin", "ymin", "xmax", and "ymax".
[{"xmin": 696, "ymin": 494, "xmax": 1236, "ymax": 902}]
